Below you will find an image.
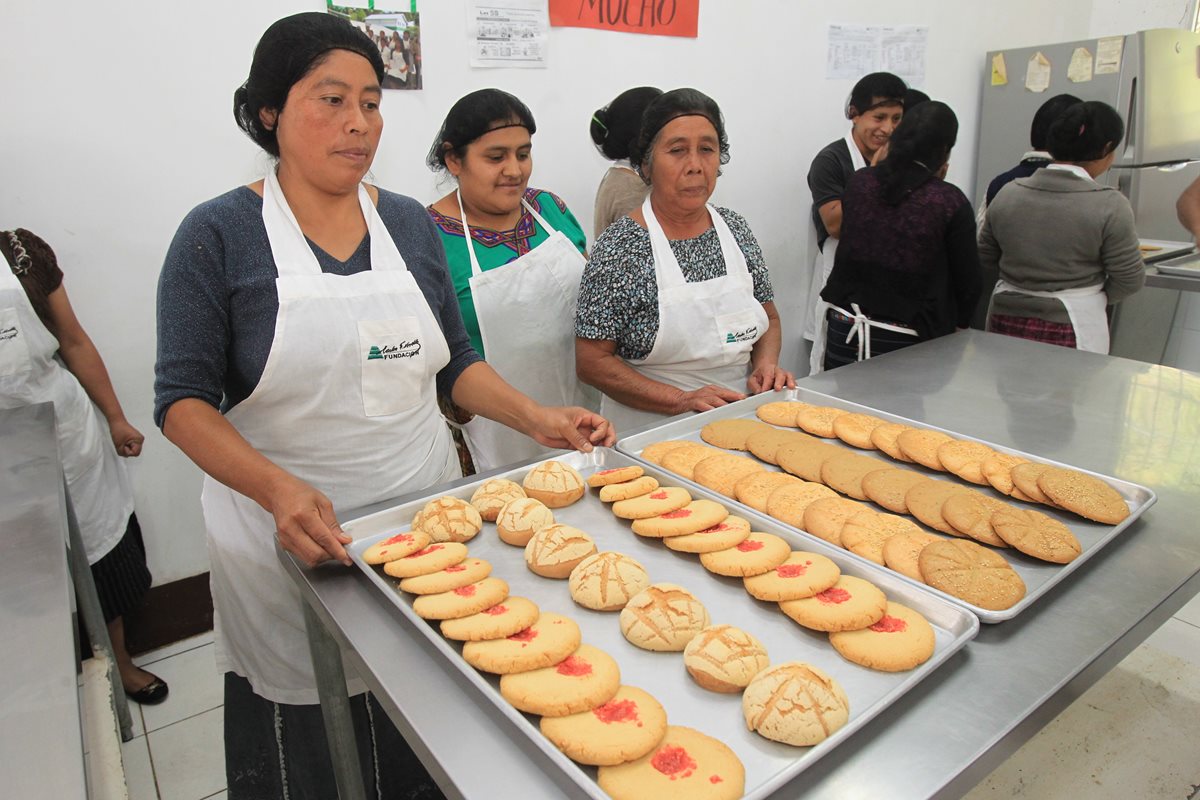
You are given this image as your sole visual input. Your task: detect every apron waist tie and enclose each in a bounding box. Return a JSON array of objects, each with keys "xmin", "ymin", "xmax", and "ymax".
[{"xmin": 830, "ymin": 303, "xmax": 918, "ymax": 362}]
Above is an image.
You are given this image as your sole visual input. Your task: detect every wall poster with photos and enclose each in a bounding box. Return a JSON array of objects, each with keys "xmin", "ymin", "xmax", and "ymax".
[{"xmin": 328, "ymin": 1, "xmax": 423, "ymax": 90}]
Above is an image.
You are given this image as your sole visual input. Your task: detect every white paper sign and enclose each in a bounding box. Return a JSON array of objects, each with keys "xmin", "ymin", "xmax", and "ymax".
[
  {"xmin": 1025, "ymin": 51, "xmax": 1052, "ymax": 93},
  {"xmin": 1095, "ymin": 36, "xmax": 1124, "ymax": 75},
  {"xmin": 826, "ymin": 24, "xmax": 928, "ymax": 88},
  {"xmin": 468, "ymin": 0, "xmax": 548, "ymax": 69}
]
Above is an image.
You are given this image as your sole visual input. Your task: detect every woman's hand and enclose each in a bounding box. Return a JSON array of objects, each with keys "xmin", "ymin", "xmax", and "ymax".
[
  {"xmin": 526, "ymin": 406, "xmax": 617, "ymax": 452},
  {"xmin": 265, "ymin": 472, "xmax": 352, "ymax": 567},
  {"xmin": 747, "ymin": 363, "xmax": 796, "ymax": 394},
  {"xmin": 109, "ymin": 419, "xmax": 145, "ymax": 457},
  {"xmin": 675, "ymin": 385, "xmax": 745, "ymax": 414}
]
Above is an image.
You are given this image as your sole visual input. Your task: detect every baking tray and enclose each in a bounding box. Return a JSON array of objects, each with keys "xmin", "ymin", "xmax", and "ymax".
[
  {"xmin": 616, "ymin": 387, "xmax": 1157, "ymax": 624},
  {"xmin": 1138, "ymin": 238, "xmax": 1194, "ymax": 263},
  {"xmin": 343, "ymin": 449, "xmax": 978, "ymax": 800},
  {"xmin": 1154, "ymin": 251, "xmax": 1200, "ymax": 277}
]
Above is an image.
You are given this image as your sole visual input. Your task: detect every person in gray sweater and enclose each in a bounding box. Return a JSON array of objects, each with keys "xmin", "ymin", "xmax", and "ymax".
[{"xmin": 979, "ymin": 100, "xmax": 1144, "ymax": 353}]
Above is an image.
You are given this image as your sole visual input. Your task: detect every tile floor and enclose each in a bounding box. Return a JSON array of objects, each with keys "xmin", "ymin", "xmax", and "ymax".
[{"xmin": 100, "ymin": 594, "xmax": 1200, "ymax": 799}]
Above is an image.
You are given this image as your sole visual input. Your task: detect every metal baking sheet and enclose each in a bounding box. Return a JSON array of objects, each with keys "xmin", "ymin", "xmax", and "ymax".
[
  {"xmin": 344, "ymin": 449, "xmax": 978, "ymax": 800},
  {"xmin": 1154, "ymin": 251, "xmax": 1200, "ymax": 277},
  {"xmin": 616, "ymin": 387, "xmax": 1157, "ymax": 624},
  {"xmin": 1138, "ymin": 238, "xmax": 1194, "ymax": 263}
]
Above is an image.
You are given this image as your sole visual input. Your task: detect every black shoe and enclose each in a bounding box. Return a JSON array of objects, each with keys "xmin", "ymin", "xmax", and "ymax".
[{"xmin": 127, "ymin": 675, "xmax": 169, "ymax": 705}]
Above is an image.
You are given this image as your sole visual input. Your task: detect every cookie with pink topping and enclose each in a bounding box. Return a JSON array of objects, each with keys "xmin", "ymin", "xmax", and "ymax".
[
  {"xmin": 828, "ymin": 601, "xmax": 936, "ymax": 671},
  {"xmin": 778, "ymin": 574, "xmax": 887, "ymax": 632},
  {"xmin": 597, "ymin": 725, "xmax": 744, "ymax": 800}
]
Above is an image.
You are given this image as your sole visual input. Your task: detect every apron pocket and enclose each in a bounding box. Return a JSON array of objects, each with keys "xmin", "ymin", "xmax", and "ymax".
[
  {"xmin": 715, "ymin": 309, "xmax": 764, "ymax": 350},
  {"xmin": 0, "ymin": 307, "xmax": 33, "ymax": 378},
  {"xmin": 358, "ymin": 317, "xmax": 426, "ymax": 417}
]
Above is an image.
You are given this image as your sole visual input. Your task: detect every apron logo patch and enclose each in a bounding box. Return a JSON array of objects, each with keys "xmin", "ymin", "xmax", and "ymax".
[
  {"xmin": 0, "ymin": 325, "xmax": 18, "ymax": 341},
  {"xmin": 725, "ymin": 326, "xmax": 757, "ymax": 344},
  {"xmin": 367, "ymin": 340, "xmax": 421, "ymax": 360}
]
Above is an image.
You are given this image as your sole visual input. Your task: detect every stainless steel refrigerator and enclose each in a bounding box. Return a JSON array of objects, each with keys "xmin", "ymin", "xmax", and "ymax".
[{"xmin": 973, "ymin": 28, "xmax": 1200, "ymax": 362}]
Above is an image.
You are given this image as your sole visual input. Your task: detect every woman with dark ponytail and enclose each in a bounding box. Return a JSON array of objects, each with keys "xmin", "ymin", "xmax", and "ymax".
[
  {"xmin": 980, "ymin": 100, "xmax": 1144, "ymax": 353},
  {"xmin": 590, "ymin": 86, "xmax": 662, "ymax": 239},
  {"xmin": 817, "ymin": 101, "xmax": 982, "ymax": 370}
]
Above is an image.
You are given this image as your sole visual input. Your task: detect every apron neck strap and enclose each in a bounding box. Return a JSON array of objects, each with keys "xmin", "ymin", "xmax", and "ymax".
[
  {"xmin": 844, "ymin": 130, "xmax": 868, "ymax": 171},
  {"xmin": 457, "ymin": 190, "xmax": 558, "ymax": 278},
  {"xmin": 642, "ymin": 195, "xmax": 748, "ymax": 290}
]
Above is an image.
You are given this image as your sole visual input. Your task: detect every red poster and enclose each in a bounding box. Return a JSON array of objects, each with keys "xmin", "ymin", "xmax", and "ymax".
[{"xmin": 548, "ymin": 0, "xmax": 699, "ymax": 38}]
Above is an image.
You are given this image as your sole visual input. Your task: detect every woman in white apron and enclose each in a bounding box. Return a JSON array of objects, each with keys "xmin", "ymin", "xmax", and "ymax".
[
  {"xmin": 0, "ymin": 229, "xmax": 163, "ymax": 703},
  {"xmin": 155, "ymin": 15, "xmax": 612, "ymax": 798},
  {"xmin": 574, "ymin": 89, "xmax": 795, "ymax": 434},
  {"xmin": 979, "ymin": 100, "xmax": 1145, "ymax": 353},
  {"xmin": 426, "ymin": 89, "xmax": 595, "ymax": 473}
]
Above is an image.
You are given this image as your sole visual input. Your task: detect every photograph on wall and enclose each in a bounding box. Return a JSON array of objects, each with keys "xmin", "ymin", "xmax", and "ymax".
[{"xmin": 328, "ymin": 1, "xmax": 423, "ymax": 90}]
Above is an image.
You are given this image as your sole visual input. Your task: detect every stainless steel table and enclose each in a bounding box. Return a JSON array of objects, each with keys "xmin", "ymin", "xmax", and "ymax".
[
  {"xmin": 1145, "ymin": 265, "xmax": 1200, "ymax": 292},
  {"xmin": 283, "ymin": 330, "xmax": 1200, "ymax": 799}
]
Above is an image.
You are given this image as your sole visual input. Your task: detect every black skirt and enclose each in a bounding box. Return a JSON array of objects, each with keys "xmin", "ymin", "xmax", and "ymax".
[{"xmin": 91, "ymin": 512, "xmax": 152, "ymax": 623}]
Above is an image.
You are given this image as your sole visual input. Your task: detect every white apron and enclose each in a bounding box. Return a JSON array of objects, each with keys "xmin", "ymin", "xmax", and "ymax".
[
  {"xmin": 988, "ymin": 279, "xmax": 1110, "ymax": 353},
  {"xmin": 0, "ymin": 247, "xmax": 132, "ymax": 564},
  {"xmin": 599, "ymin": 196, "xmax": 768, "ymax": 433},
  {"xmin": 201, "ymin": 173, "xmax": 460, "ymax": 705},
  {"xmin": 808, "ymin": 131, "xmax": 867, "ymax": 375},
  {"xmin": 457, "ymin": 191, "xmax": 592, "ymax": 472}
]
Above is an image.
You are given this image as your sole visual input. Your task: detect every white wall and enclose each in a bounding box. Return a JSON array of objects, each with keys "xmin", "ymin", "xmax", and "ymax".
[
  {"xmin": 2, "ymin": 0, "xmax": 1103, "ymax": 584},
  {"xmin": 1089, "ymin": 0, "xmax": 1195, "ymax": 37}
]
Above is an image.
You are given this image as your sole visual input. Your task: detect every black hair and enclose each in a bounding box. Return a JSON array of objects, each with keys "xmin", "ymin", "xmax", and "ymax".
[
  {"xmin": 877, "ymin": 100, "xmax": 958, "ymax": 205},
  {"xmin": 1029, "ymin": 93, "xmax": 1081, "ymax": 150},
  {"xmin": 590, "ymin": 87, "xmax": 663, "ymax": 161},
  {"xmin": 631, "ymin": 88, "xmax": 730, "ymax": 181},
  {"xmin": 847, "ymin": 72, "xmax": 907, "ymax": 119},
  {"xmin": 1046, "ymin": 100, "xmax": 1123, "ymax": 162},
  {"xmin": 233, "ymin": 12, "xmax": 385, "ymax": 157},
  {"xmin": 904, "ymin": 88, "xmax": 931, "ymax": 110},
  {"xmin": 427, "ymin": 89, "xmax": 537, "ymax": 171}
]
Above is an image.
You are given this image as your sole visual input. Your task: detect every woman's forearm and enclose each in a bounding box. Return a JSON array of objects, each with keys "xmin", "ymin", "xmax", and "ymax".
[
  {"xmin": 449, "ymin": 361, "xmax": 543, "ymax": 436},
  {"xmin": 575, "ymin": 339, "xmax": 685, "ymax": 415},
  {"xmin": 58, "ymin": 336, "xmax": 128, "ymax": 425},
  {"xmin": 750, "ymin": 302, "xmax": 783, "ymax": 372}
]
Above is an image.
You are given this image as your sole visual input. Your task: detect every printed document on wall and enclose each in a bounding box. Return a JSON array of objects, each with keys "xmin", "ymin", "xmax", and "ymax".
[
  {"xmin": 468, "ymin": 0, "xmax": 548, "ymax": 68},
  {"xmin": 826, "ymin": 25, "xmax": 928, "ymax": 88}
]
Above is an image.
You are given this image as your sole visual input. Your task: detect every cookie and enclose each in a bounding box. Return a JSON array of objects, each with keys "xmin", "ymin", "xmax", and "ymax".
[
  {"xmin": 776, "ymin": 439, "xmax": 842, "ymax": 482},
  {"xmin": 937, "ymin": 440, "xmax": 997, "ymax": 486},
  {"xmin": 779, "ymin": 574, "xmax": 888, "ymax": 632},
  {"xmin": 619, "ymin": 584, "xmax": 710, "ymax": 651},
  {"xmin": 461, "ymin": 612, "xmax": 582, "ymax": 674},
  {"xmin": 802, "ymin": 496, "xmax": 869, "ymax": 546},
  {"xmin": 991, "ymin": 507, "xmax": 1083, "ymax": 564},
  {"xmin": 439, "ymin": 596, "xmax": 540, "ymax": 641},
  {"xmin": 540, "ymin": 685, "xmax": 668, "ymax": 767},
  {"xmin": 663, "ymin": 515, "xmax": 752, "ymax": 553},
  {"xmin": 881, "ymin": 530, "xmax": 944, "ymax": 581},
  {"xmin": 692, "ymin": 453, "xmax": 765, "ymax": 497},
  {"xmin": 840, "ymin": 511, "xmax": 926, "ymax": 565},
  {"xmin": 821, "ymin": 452, "xmax": 890, "ymax": 500},
  {"xmin": 942, "ymin": 490, "xmax": 1010, "ymax": 547},
  {"xmin": 832, "ymin": 412, "xmax": 888, "ymax": 449},
  {"xmin": 523, "ymin": 461, "xmax": 586, "ymax": 508},
  {"xmin": 918, "ymin": 539, "xmax": 1027, "ymax": 611},
  {"xmin": 597, "ymin": 726, "xmax": 745, "ymax": 800},
  {"xmin": 660, "ymin": 444, "xmax": 723, "ymax": 479},
  {"xmin": 639, "ymin": 439, "xmax": 695, "ymax": 465},
  {"xmin": 796, "ymin": 405, "xmax": 848, "ymax": 438},
  {"xmin": 411, "ymin": 577, "xmax": 509, "ymax": 620},
  {"xmin": 361, "ymin": 530, "xmax": 432, "ymax": 565},
  {"xmin": 525, "ymin": 524, "xmax": 597, "ymax": 579},
  {"xmin": 870, "ymin": 422, "xmax": 915, "ymax": 462},
  {"xmin": 746, "ymin": 428, "xmax": 812, "ymax": 465},
  {"xmin": 764, "ymin": 481, "xmax": 838, "ymax": 528},
  {"xmin": 412, "ymin": 496, "xmax": 482, "ymax": 543},
  {"xmin": 495, "ymin": 497, "xmax": 555, "ymax": 547},
  {"xmin": 599, "ymin": 475, "xmax": 661, "ymax": 502},
  {"xmin": 906, "ymin": 479, "xmax": 972, "ymax": 535},
  {"xmin": 569, "ymin": 552, "xmax": 651, "ymax": 611},
  {"xmin": 700, "ymin": 418, "xmax": 770, "ymax": 450},
  {"xmin": 1010, "ymin": 462, "xmax": 1055, "ymax": 505},
  {"xmin": 382, "ymin": 542, "xmax": 468, "ymax": 578},
  {"xmin": 699, "ymin": 532, "xmax": 791, "ymax": 577},
  {"xmin": 733, "ymin": 471, "xmax": 802, "ymax": 513},
  {"xmin": 397, "ymin": 557, "xmax": 491, "ymax": 594},
  {"xmin": 756, "ymin": 400, "xmax": 808, "ymax": 427},
  {"xmin": 499, "ymin": 644, "xmax": 621, "ymax": 717},
  {"xmin": 1039, "ymin": 468, "xmax": 1130, "ymax": 524},
  {"xmin": 469, "ymin": 478, "xmax": 526, "ymax": 522},
  {"xmin": 742, "ymin": 663, "xmax": 850, "ymax": 746},
  {"xmin": 683, "ymin": 624, "xmax": 770, "ymax": 693},
  {"xmin": 743, "ymin": 551, "xmax": 841, "ymax": 601},
  {"xmin": 860, "ymin": 468, "xmax": 929, "ymax": 514},
  {"xmin": 612, "ymin": 486, "xmax": 692, "ymax": 520},
  {"xmin": 630, "ymin": 499, "xmax": 729, "ymax": 538},
  {"xmin": 896, "ymin": 429, "xmax": 956, "ymax": 471},
  {"xmin": 1010, "ymin": 486, "xmax": 1038, "ymax": 503},
  {"xmin": 980, "ymin": 451, "xmax": 1031, "ymax": 496},
  {"xmin": 588, "ymin": 465, "xmax": 645, "ymax": 488},
  {"xmin": 829, "ymin": 601, "xmax": 936, "ymax": 672}
]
